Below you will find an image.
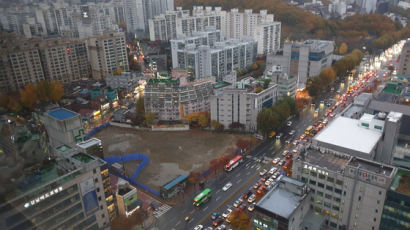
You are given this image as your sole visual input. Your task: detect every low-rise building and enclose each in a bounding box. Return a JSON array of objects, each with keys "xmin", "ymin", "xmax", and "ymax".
[
  {"xmin": 144, "ymin": 77, "xmax": 214, "ymax": 121},
  {"xmin": 106, "ymin": 72, "xmax": 140, "ymax": 92},
  {"xmin": 252, "ymin": 177, "xmax": 312, "ymax": 230},
  {"xmin": 210, "ymin": 80, "xmax": 277, "ymax": 131},
  {"xmin": 266, "ymin": 65, "xmax": 297, "ymax": 99}
]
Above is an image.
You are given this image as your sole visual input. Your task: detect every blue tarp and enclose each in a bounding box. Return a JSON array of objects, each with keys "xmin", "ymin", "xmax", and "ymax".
[
  {"xmin": 163, "ymin": 175, "xmax": 188, "ymax": 190},
  {"xmin": 48, "ymin": 108, "xmax": 77, "ymax": 121}
]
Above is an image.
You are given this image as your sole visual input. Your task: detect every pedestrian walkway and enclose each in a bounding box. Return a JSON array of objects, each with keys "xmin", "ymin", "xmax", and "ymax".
[{"xmin": 153, "ymin": 204, "xmax": 172, "ymax": 218}]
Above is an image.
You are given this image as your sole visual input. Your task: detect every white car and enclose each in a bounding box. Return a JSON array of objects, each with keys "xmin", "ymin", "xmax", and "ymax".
[
  {"xmin": 287, "ymin": 121, "xmax": 292, "ymax": 126},
  {"xmin": 248, "ymin": 194, "xmax": 256, "ymax": 203},
  {"xmin": 269, "ymin": 167, "xmax": 277, "ymax": 174},
  {"xmin": 222, "ymin": 182, "xmax": 233, "ymax": 191},
  {"xmin": 194, "ymin": 225, "xmax": 203, "ymax": 230},
  {"xmin": 272, "ymin": 158, "xmax": 280, "ymax": 164},
  {"xmin": 222, "ymin": 208, "xmax": 232, "ymax": 218},
  {"xmin": 259, "ymin": 169, "xmax": 267, "ymax": 176},
  {"xmin": 265, "ymin": 178, "xmax": 274, "ymax": 186}
]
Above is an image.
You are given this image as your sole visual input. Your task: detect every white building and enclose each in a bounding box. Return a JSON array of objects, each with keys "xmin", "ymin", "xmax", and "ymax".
[
  {"xmin": 210, "ymin": 80, "xmax": 277, "ymax": 131},
  {"xmin": 266, "ymin": 65, "xmax": 297, "ymax": 99},
  {"xmin": 173, "ymin": 37, "xmax": 257, "ymax": 82},
  {"xmin": 123, "ymin": 0, "xmax": 145, "ymax": 34},
  {"xmin": 253, "ymin": 21, "xmax": 281, "ymax": 55},
  {"xmin": 398, "ymin": 39, "xmax": 410, "ymax": 76},
  {"xmin": 283, "ymin": 39, "xmax": 334, "ymax": 88}
]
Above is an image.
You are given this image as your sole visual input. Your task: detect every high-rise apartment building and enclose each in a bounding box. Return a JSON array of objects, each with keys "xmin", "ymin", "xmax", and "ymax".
[
  {"xmin": 171, "ymin": 33, "xmax": 257, "ymax": 81},
  {"xmin": 87, "ymin": 31, "xmax": 129, "ymax": 80},
  {"xmin": 292, "ymin": 147, "xmax": 397, "ymax": 230},
  {"xmin": 144, "ymin": 0, "xmax": 175, "ymax": 28},
  {"xmin": 398, "ymin": 39, "xmax": 410, "ymax": 76},
  {"xmin": 0, "ymin": 32, "xmax": 90, "ymax": 91},
  {"xmin": 0, "ymin": 144, "xmax": 116, "ymax": 230},
  {"xmin": 123, "ymin": 0, "xmax": 145, "ymax": 34},
  {"xmin": 148, "ymin": 7, "xmax": 190, "ymax": 41}
]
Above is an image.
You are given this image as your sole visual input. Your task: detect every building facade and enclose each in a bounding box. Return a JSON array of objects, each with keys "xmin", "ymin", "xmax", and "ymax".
[
  {"xmin": 144, "ymin": 78, "xmax": 214, "ymax": 120},
  {"xmin": 0, "ymin": 146, "xmax": 116, "ymax": 230},
  {"xmin": 266, "ymin": 65, "xmax": 297, "ymax": 99},
  {"xmin": 87, "ymin": 32, "xmax": 129, "ymax": 80},
  {"xmin": 210, "ymin": 83, "xmax": 277, "ymax": 131},
  {"xmin": 283, "ymin": 40, "xmax": 334, "ymax": 88},
  {"xmin": 292, "ymin": 146, "xmax": 397, "ymax": 230},
  {"xmin": 398, "ymin": 39, "xmax": 410, "ymax": 76}
]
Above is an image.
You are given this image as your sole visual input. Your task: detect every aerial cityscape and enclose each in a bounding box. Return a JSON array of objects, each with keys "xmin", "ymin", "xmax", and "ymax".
[{"xmin": 0, "ymin": 0, "xmax": 410, "ymax": 230}]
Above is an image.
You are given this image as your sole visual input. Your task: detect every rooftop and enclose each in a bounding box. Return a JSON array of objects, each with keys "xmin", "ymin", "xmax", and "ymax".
[
  {"xmin": 256, "ymin": 177, "xmax": 308, "ymax": 219},
  {"xmin": 213, "ymin": 81, "xmax": 231, "ymax": 89},
  {"xmin": 300, "ymin": 147, "xmax": 350, "ymax": 172},
  {"xmin": 348, "ymin": 157, "xmax": 394, "ymax": 177},
  {"xmin": 76, "ymin": 138, "xmax": 101, "ymax": 150},
  {"xmin": 162, "ymin": 175, "xmax": 188, "ymax": 190},
  {"xmin": 72, "ymin": 152, "xmax": 94, "ymax": 163},
  {"xmin": 314, "ymin": 116, "xmax": 382, "ymax": 155},
  {"xmin": 390, "ymin": 168, "xmax": 410, "ymax": 195},
  {"xmin": 47, "ymin": 108, "xmax": 79, "ymax": 121},
  {"xmin": 382, "ymin": 82, "xmax": 403, "ymax": 95}
]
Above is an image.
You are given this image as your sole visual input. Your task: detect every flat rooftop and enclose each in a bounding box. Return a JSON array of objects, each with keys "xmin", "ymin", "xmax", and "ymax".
[
  {"xmin": 300, "ymin": 148, "xmax": 350, "ymax": 172},
  {"xmin": 76, "ymin": 138, "xmax": 101, "ymax": 149},
  {"xmin": 314, "ymin": 116, "xmax": 382, "ymax": 154},
  {"xmin": 256, "ymin": 177, "xmax": 307, "ymax": 219},
  {"xmin": 390, "ymin": 168, "xmax": 410, "ymax": 195},
  {"xmin": 47, "ymin": 108, "xmax": 79, "ymax": 121},
  {"xmin": 348, "ymin": 157, "xmax": 394, "ymax": 177}
]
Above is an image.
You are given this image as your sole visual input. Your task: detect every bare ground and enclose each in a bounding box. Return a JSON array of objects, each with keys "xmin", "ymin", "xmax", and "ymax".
[{"xmin": 94, "ymin": 126, "xmax": 250, "ymax": 190}]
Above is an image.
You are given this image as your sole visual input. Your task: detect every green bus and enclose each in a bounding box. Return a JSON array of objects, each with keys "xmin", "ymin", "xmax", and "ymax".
[{"xmin": 193, "ymin": 188, "xmax": 212, "ymax": 207}]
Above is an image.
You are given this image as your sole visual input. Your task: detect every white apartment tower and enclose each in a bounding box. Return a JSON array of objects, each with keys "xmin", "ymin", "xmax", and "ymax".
[{"xmin": 123, "ymin": 0, "xmax": 146, "ymax": 34}]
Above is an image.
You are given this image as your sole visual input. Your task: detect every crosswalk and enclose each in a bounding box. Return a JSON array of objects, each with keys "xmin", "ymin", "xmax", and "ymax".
[{"xmin": 153, "ymin": 204, "xmax": 172, "ymax": 218}]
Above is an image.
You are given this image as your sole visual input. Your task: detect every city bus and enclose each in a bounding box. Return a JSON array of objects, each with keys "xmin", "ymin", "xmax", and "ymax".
[
  {"xmin": 193, "ymin": 188, "xmax": 212, "ymax": 207},
  {"xmin": 225, "ymin": 155, "xmax": 243, "ymax": 172},
  {"xmin": 305, "ymin": 126, "xmax": 314, "ymax": 135}
]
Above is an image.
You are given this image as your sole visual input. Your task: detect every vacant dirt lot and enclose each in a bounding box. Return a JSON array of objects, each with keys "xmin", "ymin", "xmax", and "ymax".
[{"xmin": 95, "ymin": 126, "xmax": 250, "ymax": 190}]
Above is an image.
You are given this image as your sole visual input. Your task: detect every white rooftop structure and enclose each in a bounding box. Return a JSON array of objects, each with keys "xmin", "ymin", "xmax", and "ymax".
[
  {"xmin": 76, "ymin": 138, "xmax": 102, "ymax": 149},
  {"xmin": 313, "ymin": 115, "xmax": 383, "ymax": 157}
]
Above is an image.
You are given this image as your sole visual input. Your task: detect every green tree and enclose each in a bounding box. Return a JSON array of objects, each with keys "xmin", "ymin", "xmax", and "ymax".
[
  {"xmin": 257, "ymin": 108, "xmax": 279, "ymax": 137},
  {"xmin": 263, "ymin": 79, "xmax": 271, "ymax": 89},
  {"xmin": 134, "ymin": 97, "xmax": 145, "ymax": 126},
  {"xmin": 283, "ymin": 97, "xmax": 297, "ymax": 115}
]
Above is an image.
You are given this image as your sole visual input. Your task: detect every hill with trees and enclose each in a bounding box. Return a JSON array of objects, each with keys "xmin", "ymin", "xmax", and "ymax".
[{"xmin": 176, "ymin": 0, "xmax": 410, "ymax": 52}]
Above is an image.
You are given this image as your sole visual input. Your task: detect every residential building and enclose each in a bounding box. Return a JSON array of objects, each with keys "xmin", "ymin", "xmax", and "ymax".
[
  {"xmin": 87, "ymin": 31, "xmax": 129, "ymax": 80},
  {"xmin": 0, "ymin": 144, "xmax": 116, "ymax": 230},
  {"xmin": 76, "ymin": 138, "xmax": 104, "ymax": 159},
  {"xmin": 148, "ymin": 7, "xmax": 190, "ymax": 41},
  {"xmin": 123, "ymin": 0, "xmax": 145, "ymax": 34},
  {"xmin": 106, "ymin": 72, "xmax": 140, "ymax": 92},
  {"xmin": 172, "ymin": 35, "xmax": 257, "ymax": 81},
  {"xmin": 292, "ymin": 146, "xmax": 397, "ymax": 230},
  {"xmin": 143, "ymin": 0, "xmax": 175, "ymax": 26},
  {"xmin": 398, "ymin": 39, "xmax": 410, "ymax": 76},
  {"xmin": 283, "ymin": 40, "xmax": 334, "ymax": 88},
  {"xmin": 253, "ymin": 21, "xmax": 281, "ymax": 55},
  {"xmin": 252, "ymin": 177, "xmax": 314, "ymax": 230},
  {"xmin": 266, "ymin": 65, "xmax": 297, "ymax": 99},
  {"xmin": 144, "ymin": 77, "xmax": 214, "ymax": 120},
  {"xmin": 39, "ymin": 108, "xmax": 85, "ymax": 148},
  {"xmin": 210, "ymin": 79, "xmax": 277, "ymax": 131},
  {"xmin": 380, "ymin": 168, "xmax": 410, "ymax": 230},
  {"xmin": 115, "ymin": 178, "xmax": 140, "ymax": 217}
]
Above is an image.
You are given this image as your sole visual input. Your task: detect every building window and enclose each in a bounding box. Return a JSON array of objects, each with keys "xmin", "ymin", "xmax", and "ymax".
[
  {"xmin": 375, "ymin": 209, "xmax": 378, "ymax": 213},
  {"xmin": 335, "ymin": 188, "xmax": 342, "ymax": 195},
  {"xmin": 95, "ymin": 178, "xmax": 98, "ymax": 183},
  {"xmin": 100, "ymin": 205, "xmax": 103, "ymax": 210},
  {"xmin": 310, "ymin": 171, "xmax": 317, "ymax": 177},
  {"xmin": 310, "ymin": 179, "xmax": 317, "ymax": 185},
  {"xmin": 318, "ymin": 182, "xmax": 324, "ymax": 188},
  {"xmin": 102, "ymin": 214, "xmax": 105, "ymax": 218},
  {"xmin": 317, "ymin": 191, "xmax": 324, "ymax": 197},
  {"xmin": 327, "ymin": 177, "xmax": 334, "ymax": 183},
  {"xmin": 373, "ymin": 218, "xmax": 376, "ymax": 222},
  {"xmin": 326, "ymin": 185, "xmax": 333, "ymax": 192},
  {"xmin": 98, "ymin": 196, "xmax": 101, "ymax": 201},
  {"xmin": 93, "ymin": 169, "xmax": 96, "ymax": 174},
  {"xmin": 379, "ymin": 191, "xmax": 382, "ymax": 195}
]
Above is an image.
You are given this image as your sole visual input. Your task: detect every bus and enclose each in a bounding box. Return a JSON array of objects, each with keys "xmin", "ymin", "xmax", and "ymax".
[
  {"xmin": 193, "ymin": 188, "xmax": 212, "ymax": 207},
  {"xmin": 225, "ymin": 155, "xmax": 243, "ymax": 171},
  {"xmin": 305, "ymin": 126, "xmax": 314, "ymax": 135}
]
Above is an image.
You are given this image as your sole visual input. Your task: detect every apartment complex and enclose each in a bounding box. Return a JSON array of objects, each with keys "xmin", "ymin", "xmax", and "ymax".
[
  {"xmin": 292, "ymin": 146, "xmax": 397, "ymax": 230},
  {"xmin": 0, "ymin": 145, "xmax": 116, "ymax": 230},
  {"xmin": 398, "ymin": 39, "xmax": 410, "ymax": 76},
  {"xmin": 149, "ymin": 7, "xmax": 281, "ymax": 55},
  {"xmin": 171, "ymin": 33, "xmax": 257, "ymax": 81},
  {"xmin": 106, "ymin": 71, "xmax": 140, "ymax": 92},
  {"xmin": 0, "ymin": 32, "xmax": 90, "ymax": 91},
  {"xmin": 252, "ymin": 177, "xmax": 312, "ymax": 230},
  {"xmin": 210, "ymin": 79, "xmax": 277, "ymax": 131},
  {"xmin": 144, "ymin": 78, "xmax": 214, "ymax": 120},
  {"xmin": 86, "ymin": 32, "xmax": 129, "ymax": 80}
]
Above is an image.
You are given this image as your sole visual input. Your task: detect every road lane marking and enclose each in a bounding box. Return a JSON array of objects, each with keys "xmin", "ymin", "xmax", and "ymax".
[
  {"xmin": 190, "ymin": 209, "xmax": 195, "ymax": 214},
  {"xmin": 251, "ymin": 164, "xmax": 255, "ymax": 169},
  {"xmin": 215, "ymin": 189, "xmax": 220, "ymax": 194},
  {"xmin": 237, "ymin": 172, "xmax": 241, "ymax": 177},
  {"xmin": 175, "ymin": 221, "xmax": 181, "ymax": 226},
  {"xmin": 237, "ymin": 178, "xmax": 242, "ymax": 183},
  {"xmin": 188, "ymin": 218, "xmax": 194, "ymax": 223},
  {"xmin": 246, "ymin": 171, "xmax": 251, "ymax": 175},
  {"xmin": 256, "ymin": 166, "xmax": 261, "ymax": 170},
  {"xmin": 203, "ymin": 206, "xmax": 208, "ymax": 211},
  {"xmin": 216, "ymin": 196, "xmax": 221, "ymax": 201}
]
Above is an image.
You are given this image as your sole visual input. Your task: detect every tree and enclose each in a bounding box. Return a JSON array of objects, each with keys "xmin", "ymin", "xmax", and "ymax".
[
  {"xmin": 319, "ymin": 66, "xmax": 336, "ymax": 85},
  {"xmin": 49, "ymin": 81, "xmax": 64, "ymax": 102},
  {"xmin": 211, "ymin": 120, "xmax": 224, "ymax": 131},
  {"xmin": 339, "ymin": 42, "xmax": 348, "ymax": 55},
  {"xmin": 236, "ymin": 139, "xmax": 250, "ymax": 152},
  {"xmin": 257, "ymin": 108, "xmax": 279, "ymax": 137},
  {"xmin": 255, "ymin": 86, "xmax": 263, "ymax": 93},
  {"xmin": 229, "ymin": 209, "xmax": 251, "ymax": 230},
  {"xmin": 7, "ymin": 97, "xmax": 22, "ymax": 113},
  {"xmin": 188, "ymin": 171, "xmax": 201, "ymax": 189},
  {"xmin": 19, "ymin": 83, "xmax": 38, "ymax": 110},
  {"xmin": 144, "ymin": 113, "xmax": 156, "ymax": 127},
  {"xmin": 134, "ymin": 97, "xmax": 145, "ymax": 126},
  {"xmin": 198, "ymin": 112, "xmax": 209, "ymax": 128},
  {"xmin": 263, "ymin": 79, "xmax": 271, "ymax": 89},
  {"xmin": 209, "ymin": 159, "xmax": 219, "ymax": 175},
  {"xmin": 0, "ymin": 93, "xmax": 9, "ymax": 109}
]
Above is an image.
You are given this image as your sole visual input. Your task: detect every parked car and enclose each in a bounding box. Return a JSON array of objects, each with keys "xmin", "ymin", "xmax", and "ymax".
[
  {"xmin": 238, "ymin": 204, "xmax": 247, "ymax": 211},
  {"xmin": 194, "ymin": 225, "xmax": 203, "ymax": 230},
  {"xmin": 222, "ymin": 182, "xmax": 232, "ymax": 191},
  {"xmin": 217, "ymin": 224, "xmax": 226, "ymax": 230},
  {"xmin": 269, "ymin": 166, "xmax": 277, "ymax": 174},
  {"xmin": 272, "ymin": 158, "xmax": 280, "ymax": 164},
  {"xmin": 289, "ymin": 130, "xmax": 296, "ymax": 136},
  {"xmin": 248, "ymin": 203, "xmax": 255, "ymax": 212},
  {"xmin": 253, "ymin": 182, "xmax": 262, "ymax": 189},
  {"xmin": 233, "ymin": 198, "xmax": 243, "ymax": 207},
  {"xmin": 287, "ymin": 121, "xmax": 292, "ymax": 126},
  {"xmin": 281, "ymin": 150, "xmax": 290, "ymax": 157},
  {"xmin": 242, "ymin": 191, "xmax": 253, "ymax": 199},
  {"xmin": 213, "ymin": 217, "xmax": 223, "ymax": 227}
]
